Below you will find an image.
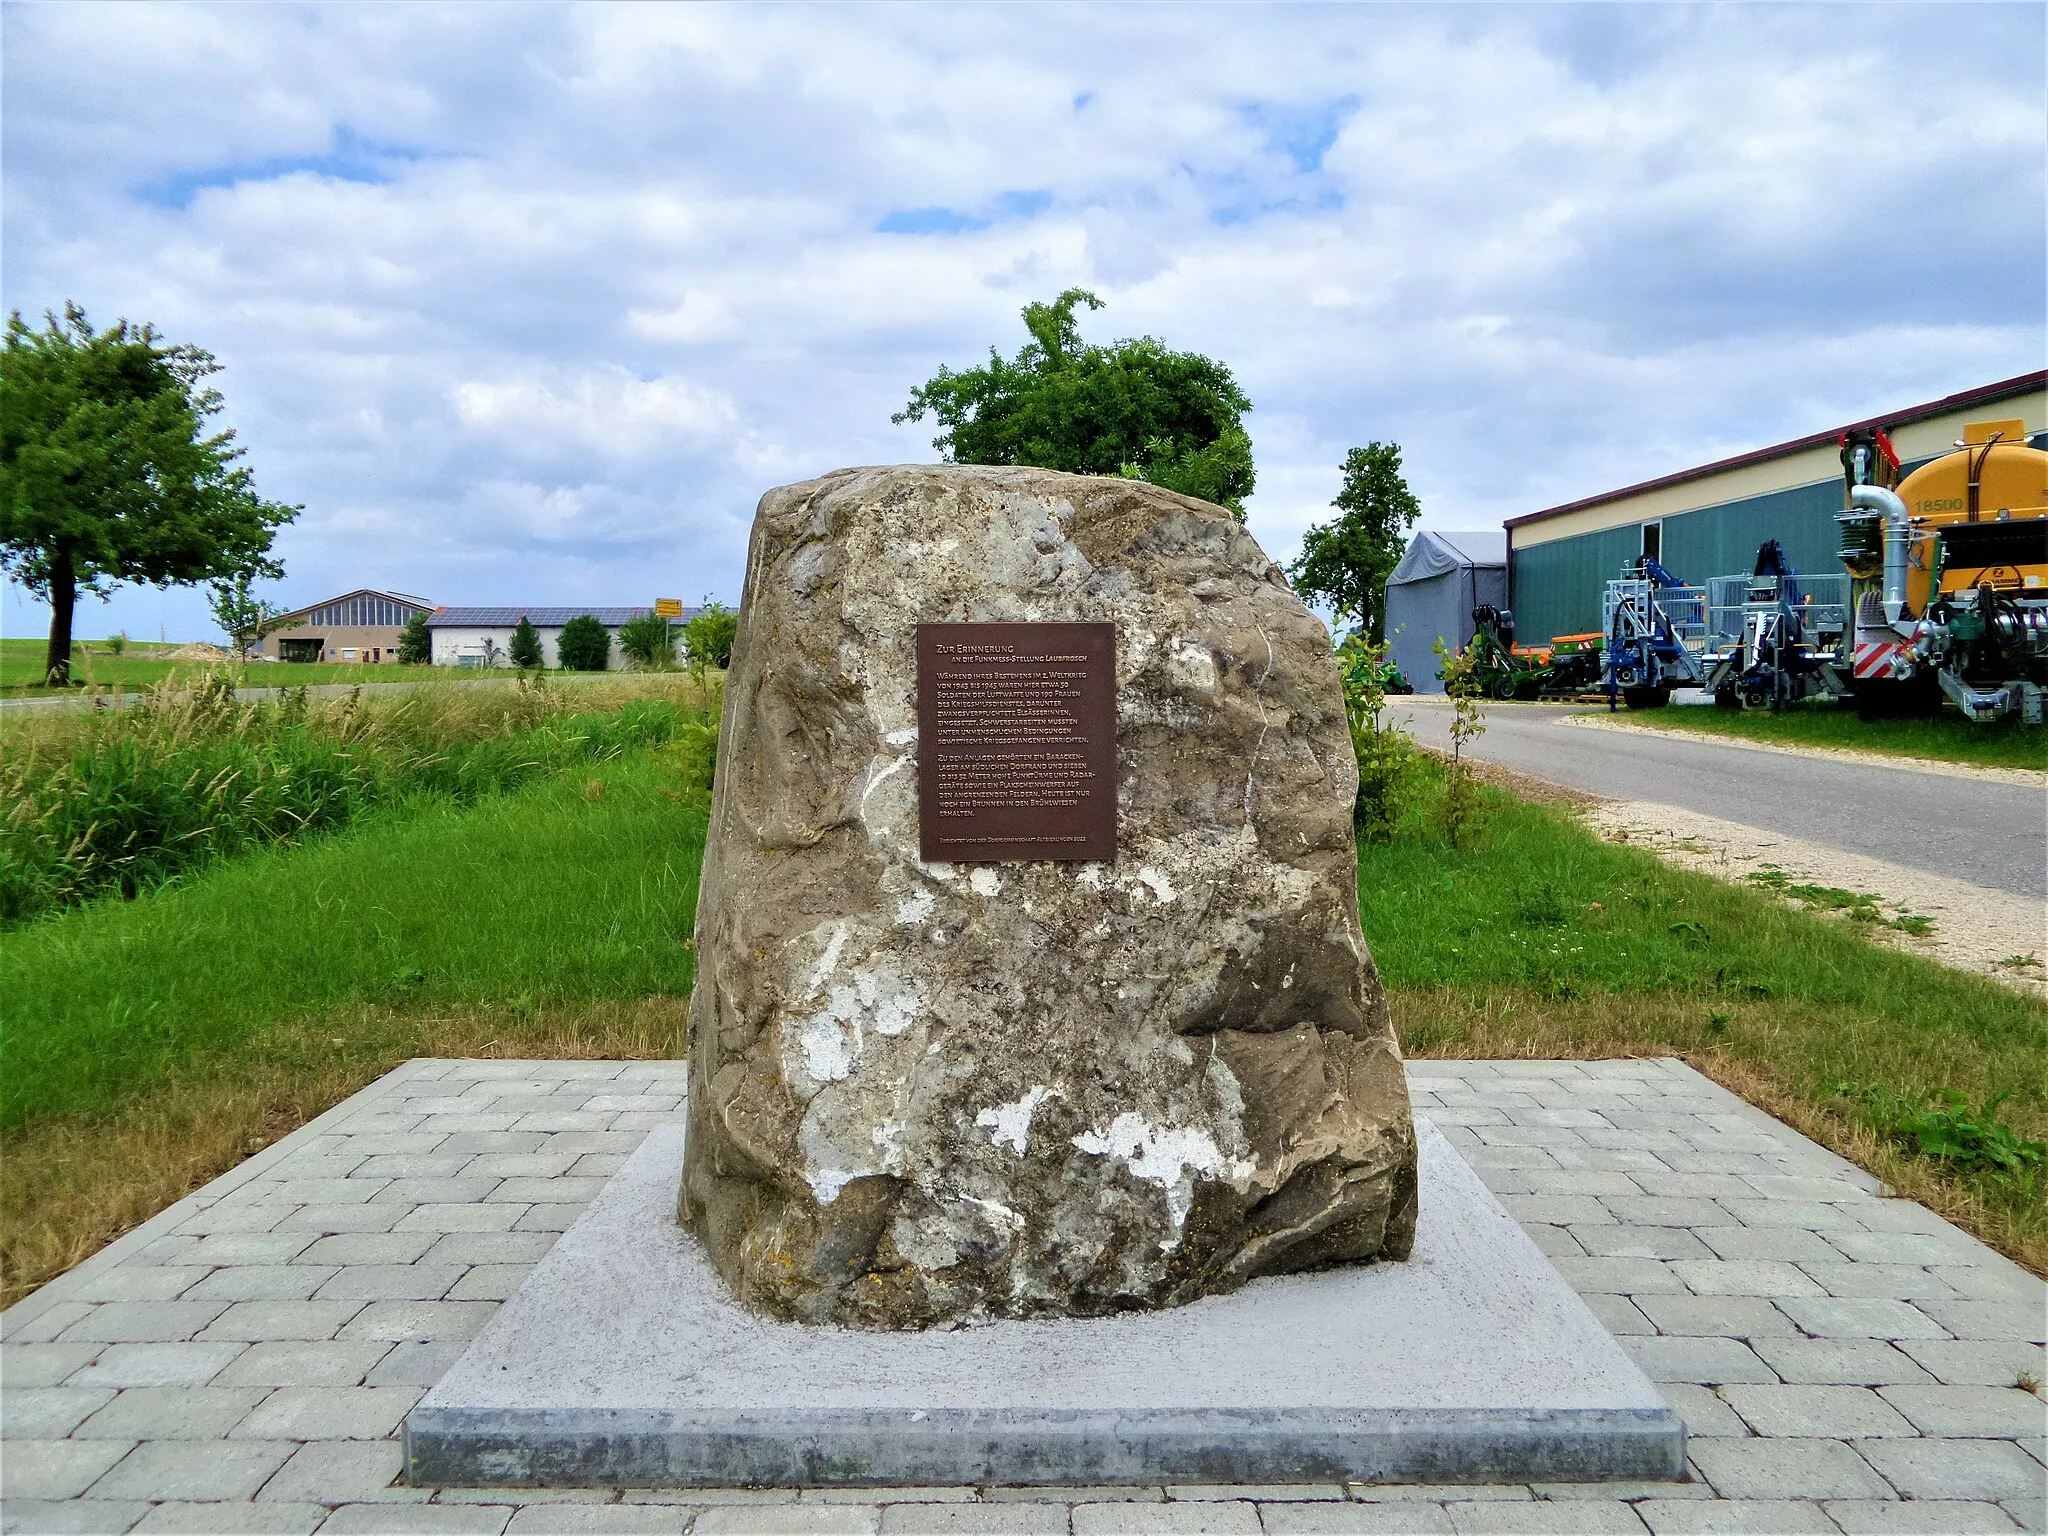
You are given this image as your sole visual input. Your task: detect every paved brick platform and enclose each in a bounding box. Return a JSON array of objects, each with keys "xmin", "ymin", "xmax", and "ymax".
[{"xmin": 4, "ymin": 1057, "xmax": 2043, "ymax": 1534}]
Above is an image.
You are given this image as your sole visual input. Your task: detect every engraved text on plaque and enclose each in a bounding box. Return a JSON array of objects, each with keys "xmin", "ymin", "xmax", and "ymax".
[{"xmin": 916, "ymin": 621, "xmax": 1116, "ymax": 862}]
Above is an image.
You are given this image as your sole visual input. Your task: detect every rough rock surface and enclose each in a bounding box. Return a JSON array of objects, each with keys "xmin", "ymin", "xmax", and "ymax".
[{"xmin": 679, "ymin": 465, "xmax": 1417, "ymax": 1328}]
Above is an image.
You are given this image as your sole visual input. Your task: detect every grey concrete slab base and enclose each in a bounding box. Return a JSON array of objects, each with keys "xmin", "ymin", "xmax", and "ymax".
[{"xmin": 403, "ymin": 1118, "xmax": 1683, "ymax": 1489}]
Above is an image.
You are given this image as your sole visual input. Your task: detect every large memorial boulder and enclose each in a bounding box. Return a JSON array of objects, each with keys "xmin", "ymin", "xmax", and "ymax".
[{"xmin": 679, "ymin": 464, "xmax": 1417, "ymax": 1328}]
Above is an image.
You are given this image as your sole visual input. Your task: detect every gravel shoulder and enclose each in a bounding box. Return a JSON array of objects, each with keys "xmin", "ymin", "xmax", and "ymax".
[{"xmin": 1577, "ymin": 798, "xmax": 2048, "ymax": 998}]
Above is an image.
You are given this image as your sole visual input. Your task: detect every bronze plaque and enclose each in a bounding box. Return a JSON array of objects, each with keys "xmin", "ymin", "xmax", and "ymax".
[{"xmin": 917, "ymin": 622, "xmax": 1116, "ymax": 863}]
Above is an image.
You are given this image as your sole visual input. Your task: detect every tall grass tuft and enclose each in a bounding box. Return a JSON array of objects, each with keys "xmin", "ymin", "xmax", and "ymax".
[{"xmin": 1, "ymin": 668, "xmax": 720, "ymax": 926}]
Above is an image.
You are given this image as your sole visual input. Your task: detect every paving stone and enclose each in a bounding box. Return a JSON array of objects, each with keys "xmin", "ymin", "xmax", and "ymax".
[
  {"xmin": 1913, "ymin": 1299, "xmax": 2048, "ymax": 1345},
  {"xmin": 182, "ymin": 1266, "xmax": 339, "ymax": 1302},
  {"xmin": 617, "ymin": 1489, "xmax": 800, "ymax": 1506},
  {"xmin": 0, "ymin": 1387, "xmax": 115, "ymax": 1438},
  {"xmin": 503, "ymin": 1509, "xmax": 692, "ymax": 1534},
  {"xmin": 0, "ymin": 1343, "xmax": 103, "ymax": 1387},
  {"xmin": 1603, "ymin": 1199, "xmax": 1740, "ymax": 1231},
  {"xmin": 1778, "ymin": 1297, "xmax": 1949, "ymax": 1340},
  {"xmin": 460, "ymin": 1153, "xmax": 585, "ymax": 1179},
  {"xmin": 296, "ymin": 1233, "xmax": 440, "ymax": 1265},
  {"xmin": 1713, "ymin": 1198, "xmax": 1864, "ymax": 1230},
  {"xmin": 1717, "ymin": 1384, "xmax": 1918, "ymax": 1438},
  {"xmin": 197, "ymin": 1301, "xmax": 363, "ymax": 1342},
  {"xmin": 1899, "ymin": 1339, "xmax": 2048, "ymax": 1387},
  {"xmin": 692, "ymin": 1510, "xmax": 881, "ymax": 1535},
  {"xmin": 88, "ymin": 1439, "xmax": 295, "ymax": 1500},
  {"xmin": 1666, "ymin": 1261, "xmax": 1823, "ymax": 1298},
  {"xmin": 132, "ymin": 1501, "xmax": 328, "ymax": 1533},
  {"xmin": 1571, "ymin": 1227, "xmax": 1714, "ymax": 1261},
  {"xmin": 169, "ymin": 1205, "xmax": 288, "ymax": 1236},
  {"xmin": 1931, "ymin": 1266, "xmax": 2048, "ymax": 1305},
  {"xmin": 248, "ymin": 1179, "xmax": 389, "ymax": 1207},
  {"xmin": 1621, "ymin": 1337, "xmax": 1780, "ymax": 1385},
  {"xmin": 0, "ymin": 1496, "xmax": 152, "ymax": 1533},
  {"xmin": 449, "ymin": 1264, "xmax": 536, "ymax": 1301},
  {"xmin": 434, "ymin": 1133, "xmax": 549, "ymax": 1157},
  {"xmin": 213, "ymin": 1340, "xmax": 393, "ymax": 1387},
  {"xmin": 1348, "ymin": 1487, "xmax": 1529, "ymax": 1502},
  {"xmin": 255, "ymin": 1438, "xmax": 410, "ymax": 1502},
  {"xmin": 170, "ymin": 1235, "xmax": 318, "ymax": 1267},
  {"xmin": 510, "ymin": 1113, "xmax": 618, "ymax": 1134},
  {"xmin": 1657, "ymin": 1384, "xmax": 1750, "ymax": 1438},
  {"xmin": 393, "ymin": 1203, "xmax": 531, "ymax": 1234},
  {"xmin": 319, "ymin": 1508, "xmax": 513, "ymax": 1534},
  {"xmin": 1518, "ymin": 1224, "xmax": 1584, "ymax": 1259},
  {"xmin": 1688, "ymin": 1437, "xmax": 1894, "ymax": 1499},
  {"xmin": 1749, "ymin": 1339, "xmax": 1936, "ymax": 1386},
  {"xmin": 1632, "ymin": 1296, "xmax": 1796, "ymax": 1339},
  {"xmin": 336, "ymin": 1299, "xmax": 498, "ymax": 1341},
  {"xmin": 55, "ymin": 1303, "xmax": 228, "ymax": 1344},
  {"xmin": 1444, "ymin": 1505, "xmax": 1646, "ymax": 1533},
  {"xmin": 1071, "ymin": 1505, "xmax": 1260, "ymax": 1534},
  {"xmin": 2001, "ymin": 1497, "xmax": 2044, "ymax": 1533},
  {"xmin": 351, "ymin": 1155, "xmax": 474, "ymax": 1180},
  {"xmin": 513, "ymin": 1206, "xmax": 583, "ymax": 1233},
  {"xmin": 985, "ymin": 1489, "xmax": 1164, "ymax": 1504},
  {"xmin": 363, "ymin": 1338, "xmax": 469, "ymax": 1386},
  {"xmin": 422, "ymin": 1232, "xmax": 558, "ymax": 1265},
  {"xmin": 438, "ymin": 1491, "xmax": 615, "ymax": 1506},
  {"xmin": 232, "ymin": 1383, "xmax": 422, "ymax": 1438},
  {"xmin": 313, "ymin": 1263, "xmax": 464, "ymax": 1301},
  {"xmin": 64, "ymin": 1266, "xmax": 205, "ymax": 1302},
  {"xmin": 1800, "ymin": 1264, "xmax": 1958, "ymax": 1300},
  {"xmin": 1497, "ymin": 1195, "xmax": 1612, "ymax": 1225},
  {"xmin": 271, "ymin": 1205, "xmax": 406, "ymax": 1234},
  {"xmin": 1628, "ymin": 1173, "xmax": 1757, "ymax": 1201},
  {"xmin": 880, "ymin": 1506, "xmax": 1075, "ymax": 1535},
  {"xmin": 73, "ymin": 1385, "xmax": 268, "ymax": 1438},
  {"xmin": 1634, "ymin": 1498, "xmax": 1838, "ymax": 1532},
  {"xmin": 1550, "ymin": 1257, "xmax": 1685, "ymax": 1295},
  {"xmin": 1691, "ymin": 1227, "xmax": 1840, "ymax": 1264},
  {"xmin": 1879, "ymin": 1384, "xmax": 2048, "ymax": 1437},
  {"xmin": 1857, "ymin": 1438, "xmax": 2048, "ymax": 1500},
  {"xmin": 0, "ymin": 1440, "xmax": 136, "ymax": 1501},
  {"xmin": 1823, "ymin": 1499, "xmax": 2028, "ymax": 1532},
  {"xmin": 567, "ymin": 1154, "xmax": 631, "ymax": 1178},
  {"xmin": 490, "ymin": 1178, "xmax": 606, "ymax": 1205},
  {"xmin": 1826, "ymin": 1227, "xmax": 1987, "ymax": 1263},
  {"xmin": 1740, "ymin": 1175, "xmax": 1861, "ymax": 1203},
  {"xmin": 372, "ymin": 1178, "xmax": 503, "ymax": 1206},
  {"xmin": 1580, "ymin": 1294, "xmax": 1657, "ymax": 1336},
  {"xmin": 1531, "ymin": 1480, "xmax": 1711, "ymax": 1500},
  {"xmin": 1516, "ymin": 1169, "xmax": 1641, "ymax": 1197}
]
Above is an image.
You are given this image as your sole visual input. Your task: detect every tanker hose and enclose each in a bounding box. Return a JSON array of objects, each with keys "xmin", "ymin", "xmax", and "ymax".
[{"xmin": 1851, "ymin": 484, "xmax": 1912, "ymax": 628}]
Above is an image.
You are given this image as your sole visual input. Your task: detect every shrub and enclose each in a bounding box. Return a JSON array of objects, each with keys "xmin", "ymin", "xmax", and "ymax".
[
  {"xmin": 1432, "ymin": 636, "xmax": 1487, "ymax": 850},
  {"xmin": 556, "ymin": 615, "xmax": 611, "ymax": 671},
  {"xmin": 1337, "ymin": 634, "xmax": 1418, "ymax": 843},
  {"xmin": 508, "ymin": 615, "xmax": 543, "ymax": 670},
  {"xmin": 397, "ymin": 613, "xmax": 431, "ymax": 665},
  {"xmin": 683, "ymin": 600, "xmax": 738, "ymax": 670},
  {"xmin": 618, "ymin": 611, "xmax": 676, "ymax": 669}
]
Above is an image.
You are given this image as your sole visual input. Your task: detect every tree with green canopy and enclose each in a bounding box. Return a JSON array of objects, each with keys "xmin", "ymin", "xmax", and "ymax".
[
  {"xmin": 208, "ymin": 571, "xmax": 287, "ymax": 659},
  {"xmin": 0, "ymin": 304, "xmax": 300, "ymax": 685},
  {"xmin": 682, "ymin": 599, "xmax": 738, "ymax": 670},
  {"xmin": 508, "ymin": 614, "xmax": 544, "ymax": 670},
  {"xmin": 556, "ymin": 614, "xmax": 611, "ymax": 671},
  {"xmin": 396, "ymin": 611, "xmax": 432, "ymax": 665},
  {"xmin": 1288, "ymin": 442, "xmax": 1423, "ymax": 644},
  {"xmin": 617, "ymin": 610, "xmax": 676, "ymax": 669},
  {"xmin": 894, "ymin": 289, "xmax": 1255, "ymax": 516}
]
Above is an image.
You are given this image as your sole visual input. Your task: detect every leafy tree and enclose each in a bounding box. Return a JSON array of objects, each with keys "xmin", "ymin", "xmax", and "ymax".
[
  {"xmin": 508, "ymin": 614, "xmax": 543, "ymax": 670},
  {"xmin": 682, "ymin": 599, "xmax": 738, "ymax": 670},
  {"xmin": 0, "ymin": 304, "xmax": 300, "ymax": 685},
  {"xmin": 894, "ymin": 289, "xmax": 1255, "ymax": 515},
  {"xmin": 208, "ymin": 571, "xmax": 287, "ymax": 659},
  {"xmin": 617, "ymin": 610, "xmax": 676, "ymax": 669},
  {"xmin": 396, "ymin": 612, "xmax": 431, "ymax": 665},
  {"xmin": 556, "ymin": 614, "xmax": 611, "ymax": 671},
  {"xmin": 1288, "ymin": 442, "xmax": 1423, "ymax": 644}
]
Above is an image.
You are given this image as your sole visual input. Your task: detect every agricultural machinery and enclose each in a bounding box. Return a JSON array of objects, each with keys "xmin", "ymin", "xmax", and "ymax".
[
  {"xmin": 1600, "ymin": 557, "xmax": 1708, "ymax": 709},
  {"xmin": 1836, "ymin": 420, "xmax": 2048, "ymax": 724},
  {"xmin": 1698, "ymin": 541, "xmax": 1852, "ymax": 711},
  {"xmin": 1466, "ymin": 606, "xmax": 1603, "ymax": 700}
]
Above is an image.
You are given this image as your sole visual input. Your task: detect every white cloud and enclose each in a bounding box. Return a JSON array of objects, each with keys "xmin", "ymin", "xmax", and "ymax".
[{"xmin": 1, "ymin": 1, "xmax": 2039, "ymax": 645}]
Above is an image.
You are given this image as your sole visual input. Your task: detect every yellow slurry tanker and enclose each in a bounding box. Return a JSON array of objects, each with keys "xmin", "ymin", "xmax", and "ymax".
[{"xmin": 1837, "ymin": 419, "xmax": 2048, "ymax": 722}]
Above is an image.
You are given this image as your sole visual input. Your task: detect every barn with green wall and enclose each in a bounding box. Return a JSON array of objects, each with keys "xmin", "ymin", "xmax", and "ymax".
[{"xmin": 1502, "ymin": 375, "xmax": 2048, "ymax": 651}]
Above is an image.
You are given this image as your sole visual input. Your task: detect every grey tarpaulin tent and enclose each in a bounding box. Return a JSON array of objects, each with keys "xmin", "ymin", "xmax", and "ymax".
[{"xmin": 1384, "ymin": 531, "xmax": 1508, "ymax": 693}]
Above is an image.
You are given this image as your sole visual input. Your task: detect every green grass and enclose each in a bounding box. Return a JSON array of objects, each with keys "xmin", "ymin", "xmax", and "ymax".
[
  {"xmin": 0, "ymin": 635, "xmax": 490, "ymax": 695},
  {"xmin": 1361, "ymin": 770, "xmax": 2047, "ymax": 1268},
  {"xmin": 1601, "ymin": 697, "xmax": 2046, "ymax": 772},
  {"xmin": 0, "ymin": 747, "xmax": 708, "ymax": 1130}
]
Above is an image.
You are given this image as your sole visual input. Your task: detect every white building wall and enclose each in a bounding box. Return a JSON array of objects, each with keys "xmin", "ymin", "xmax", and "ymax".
[{"xmin": 428, "ymin": 625, "xmax": 628, "ymax": 670}]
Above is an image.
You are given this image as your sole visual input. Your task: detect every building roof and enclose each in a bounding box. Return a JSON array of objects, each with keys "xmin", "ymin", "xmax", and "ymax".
[
  {"xmin": 425, "ymin": 606, "xmax": 674, "ymax": 628},
  {"xmin": 275, "ymin": 588, "xmax": 436, "ymax": 623},
  {"xmin": 1388, "ymin": 530, "xmax": 1505, "ymax": 586},
  {"xmin": 1506, "ymin": 370, "xmax": 2048, "ymax": 532}
]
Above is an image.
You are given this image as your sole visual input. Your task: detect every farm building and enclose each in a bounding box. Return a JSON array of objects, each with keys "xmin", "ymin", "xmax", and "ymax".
[
  {"xmin": 262, "ymin": 589, "xmax": 435, "ymax": 663},
  {"xmin": 1384, "ymin": 531, "xmax": 1506, "ymax": 693},
  {"xmin": 1503, "ymin": 372, "xmax": 2048, "ymax": 650},
  {"xmin": 425, "ymin": 606, "xmax": 695, "ymax": 669}
]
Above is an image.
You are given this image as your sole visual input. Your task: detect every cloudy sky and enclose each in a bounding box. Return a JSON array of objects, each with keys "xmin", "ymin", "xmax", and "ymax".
[{"xmin": 5, "ymin": 2, "xmax": 2042, "ymax": 644}]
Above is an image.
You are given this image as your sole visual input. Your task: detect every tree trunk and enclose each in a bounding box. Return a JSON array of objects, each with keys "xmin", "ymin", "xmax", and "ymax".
[{"xmin": 45, "ymin": 541, "xmax": 77, "ymax": 687}]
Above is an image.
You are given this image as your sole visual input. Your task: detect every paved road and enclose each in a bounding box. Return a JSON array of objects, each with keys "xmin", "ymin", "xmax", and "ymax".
[{"xmin": 1395, "ymin": 697, "xmax": 2047, "ymax": 900}]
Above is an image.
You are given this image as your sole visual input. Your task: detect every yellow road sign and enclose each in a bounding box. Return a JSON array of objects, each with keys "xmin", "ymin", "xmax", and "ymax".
[{"xmin": 654, "ymin": 598, "xmax": 683, "ymax": 618}]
